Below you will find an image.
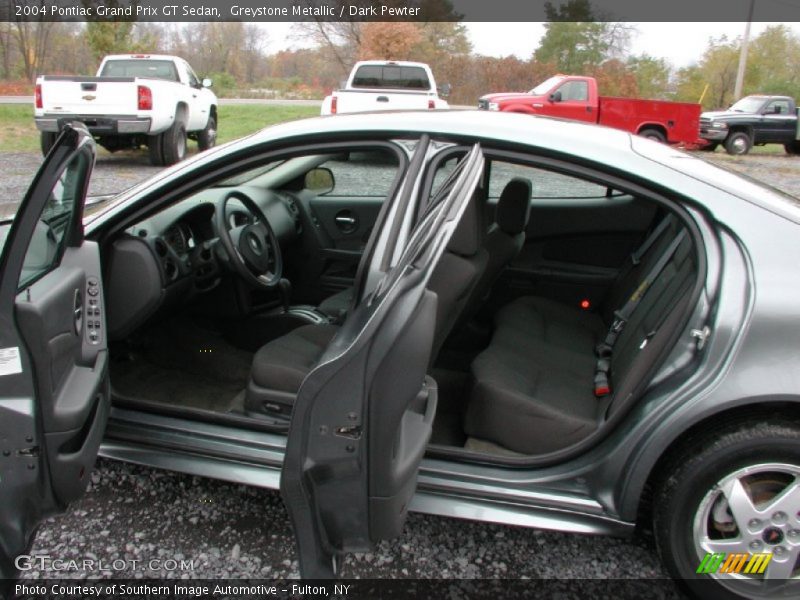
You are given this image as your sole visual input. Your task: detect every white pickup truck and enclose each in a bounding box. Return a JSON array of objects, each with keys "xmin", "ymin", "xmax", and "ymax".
[
  {"xmin": 320, "ymin": 60, "xmax": 449, "ymax": 116},
  {"xmin": 34, "ymin": 54, "xmax": 218, "ymax": 166}
]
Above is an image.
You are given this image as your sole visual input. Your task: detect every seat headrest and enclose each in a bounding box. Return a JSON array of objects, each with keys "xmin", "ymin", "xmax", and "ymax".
[
  {"xmin": 496, "ymin": 178, "xmax": 532, "ymax": 235},
  {"xmin": 447, "ymin": 191, "xmax": 484, "ymax": 257}
]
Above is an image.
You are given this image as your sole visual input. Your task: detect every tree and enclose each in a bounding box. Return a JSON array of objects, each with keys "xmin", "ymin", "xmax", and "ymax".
[
  {"xmin": 357, "ymin": 22, "xmax": 421, "ymax": 60},
  {"xmin": 626, "ymin": 54, "xmax": 671, "ymax": 99},
  {"xmin": 745, "ymin": 25, "xmax": 800, "ymax": 100},
  {"xmin": 533, "ymin": 0, "xmax": 633, "ymax": 73},
  {"xmin": 12, "ymin": 3, "xmax": 56, "ymax": 81}
]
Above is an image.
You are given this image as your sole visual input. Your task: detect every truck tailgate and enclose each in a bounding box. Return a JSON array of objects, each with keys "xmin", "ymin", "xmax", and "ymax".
[
  {"xmin": 40, "ymin": 76, "xmax": 140, "ymax": 115},
  {"xmin": 335, "ymin": 89, "xmax": 435, "ymax": 113}
]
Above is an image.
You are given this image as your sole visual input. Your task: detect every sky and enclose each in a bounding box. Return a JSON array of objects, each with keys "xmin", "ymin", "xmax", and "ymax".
[{"xmin": 259, "ymin": 21, "xmax": 800, "ymax": 69}]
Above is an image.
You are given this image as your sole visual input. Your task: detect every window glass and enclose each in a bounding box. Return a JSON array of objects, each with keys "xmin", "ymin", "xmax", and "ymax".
[
  {"xmin": 556, "ymin": 80, "xmax": 589, "ymax": 102},
  {"xmin": 489, "ymin": 160, "xmax": 607, "ymax": 200},
  {"xmin": 18, "ymin": 149, "xmax": 89, "ymax": 289},
  {"xmin": 315, "ymin": 149, "xmax": 400, "ymax": 197},
  {"xmin": 766, "ymin": 100, "xmax": 790, "ymax": 115},
  {"xmin": 351, "ymin": 65, "xmax": 430, "ymax": 90},
  {"xmin": 100, "ymin": 59, "xmax": 179, "ymax": 82}
]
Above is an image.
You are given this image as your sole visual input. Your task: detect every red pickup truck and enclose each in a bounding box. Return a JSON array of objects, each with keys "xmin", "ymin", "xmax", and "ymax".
[{"xmin": 479, "ymin": 75, "xmax": 701, "ymax": 146}]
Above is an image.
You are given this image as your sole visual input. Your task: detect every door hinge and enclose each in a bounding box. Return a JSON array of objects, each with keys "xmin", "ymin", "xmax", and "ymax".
[
  {"xmin": 334, "ymin": 425, "xmax": 362, "ymax": 440},
  {"xmin": 691, "ymin": 326, "xmax": 711, "ymax": 351}
]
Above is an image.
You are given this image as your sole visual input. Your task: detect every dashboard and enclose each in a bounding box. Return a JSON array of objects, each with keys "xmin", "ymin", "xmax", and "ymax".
[{"xmin": 104, "ymin": 185, "xmax": 304, "ymax": 339}]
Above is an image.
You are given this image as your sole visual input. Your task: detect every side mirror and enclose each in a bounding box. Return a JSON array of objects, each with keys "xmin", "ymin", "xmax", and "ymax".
[
  {"xmin": 438, "ymin": 83, "xmax": 451, "ymax": 99},
  {"xmin": 305, "ymin": 167, "xmax": 335, "ymax": 195},
  {"xmin": 549, "ymin": 91, "xmax": 562, "ymax": 103},
  {"xmin": 202, "ymin": 78, "xmax": 213, "ymax": 88}
]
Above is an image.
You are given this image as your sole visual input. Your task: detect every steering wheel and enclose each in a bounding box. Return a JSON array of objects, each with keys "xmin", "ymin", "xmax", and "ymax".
[{"xmin": 214, "ymin": 190, "xmax": 283, "ymax": 289}]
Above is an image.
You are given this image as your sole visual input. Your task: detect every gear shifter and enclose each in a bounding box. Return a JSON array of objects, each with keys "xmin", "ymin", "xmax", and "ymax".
[{"xmin": 277, "ymin": 278, "xmax": 292, "ymax": 313}]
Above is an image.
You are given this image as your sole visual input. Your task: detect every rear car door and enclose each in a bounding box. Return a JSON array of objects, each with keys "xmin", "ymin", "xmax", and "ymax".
[
  {"xmin": 281, "ymin": 144, "xmax": 484, "ymax": 578},
  {"xmin": 0, "ymin": 124, "xmax": 108, "ymax": 578}
]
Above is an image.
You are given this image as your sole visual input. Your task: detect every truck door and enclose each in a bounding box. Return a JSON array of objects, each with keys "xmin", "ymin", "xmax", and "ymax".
[{"xmin": 548, "ymin": 79, "xmax": 595, "ymax": 123}]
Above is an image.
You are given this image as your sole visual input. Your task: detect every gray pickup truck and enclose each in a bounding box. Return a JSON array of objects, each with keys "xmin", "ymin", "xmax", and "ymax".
[{"xmin": 699, "ymin": 94, "xmax": 800, "ymax": 155}]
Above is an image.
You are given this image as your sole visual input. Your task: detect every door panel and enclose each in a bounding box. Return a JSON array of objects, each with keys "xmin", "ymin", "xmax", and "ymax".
[
  {"xmin": 281, "ymin": 144, "xmax": 484, "ymax": 578},
  {"xmin": 486, "ymin": 156, "xmax": 657, "ymax": 310},
  {"xmin": 0, "ymin": 124, "xmax": 104, "ymax": 578},
  {"xmin": 501, "ymin": 195, "xmax": 655, "ymax": 308}
]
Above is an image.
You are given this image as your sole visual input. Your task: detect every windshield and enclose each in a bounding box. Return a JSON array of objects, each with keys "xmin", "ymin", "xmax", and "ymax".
[
  {"xmin": 728, "ymin": 97, "xmax": 766, "ymax": 114},
  {"xmin": 530, "ymin": 76, "xmax": 565, "ymax": 95},
  {"xmin": 100, "ymin": 59, "xmax": 179, "ymax": 82}
]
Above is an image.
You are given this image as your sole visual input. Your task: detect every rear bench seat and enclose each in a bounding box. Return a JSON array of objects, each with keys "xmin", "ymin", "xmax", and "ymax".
[{"xmin": 464, "ymin": 215, "xmax": 697, "ymax": 455}]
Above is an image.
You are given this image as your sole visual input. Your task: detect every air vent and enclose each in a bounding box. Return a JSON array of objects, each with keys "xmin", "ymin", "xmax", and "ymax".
[
  {"xmin": 154, "ymin": 238, "xmax": 168, "ymax": 257},
  {"xmin": 163, "ymin": 259, "xmax": 178, "ymax": 282}
]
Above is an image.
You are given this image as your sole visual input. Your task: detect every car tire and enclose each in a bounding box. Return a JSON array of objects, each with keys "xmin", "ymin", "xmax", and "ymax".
[
  {"xmin": 197, "ymin": 114, "xmax": 217, "ymax": 152},
  {"xmin": 161, "ymin": 119, "xmax": 187, "ymax": 166},
  {"xmin": 653, "ymin": 419, "xmax": 800, "ymax": 600},
  {"xmin": 148, "ymin": 134, "xmax": 164, "ymax": 166},
  {"xmin": 725, "ymin": 132, "xmax": 752, "ymax": 155},
  {"xmin": 40, "ymin": 132, "xmax": 58, "ymax": 156},
  {"xmin": 639, "ymin": 128, "xmax": 667, "ymax": 143},
  {"xmin": 784, "ymin": 141, "xmax": 800, "ymax": 155}
]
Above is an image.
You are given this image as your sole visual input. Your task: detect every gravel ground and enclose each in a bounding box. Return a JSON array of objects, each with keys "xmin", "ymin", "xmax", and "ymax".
[{"xmin": 8, "ymin": 148, "xmax": 800, "ymax": 595}]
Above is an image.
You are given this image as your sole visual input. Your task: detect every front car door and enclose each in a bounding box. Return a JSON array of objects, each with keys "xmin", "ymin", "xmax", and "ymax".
[
  {"xmin": 280, "ymin": 144, "xmax": 484, "ymax": 577},
  {"xmin": 0, "ymin": 124, "xmax": 108, "ymax": 578}
]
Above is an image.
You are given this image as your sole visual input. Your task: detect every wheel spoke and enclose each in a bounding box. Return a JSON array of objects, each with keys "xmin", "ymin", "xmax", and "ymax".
[
  {"xmin": 764, "ymin": 551, "xmax": 798, "ymax": 581},
  {"xmin": 702, "ymin": 537, "xmax": 750, "ymax": 555},
  {"xmin": 763, "ymin": 480, "xmax": 800, "ymax": 517},
  {"xmin": 722, "ymin": 477, "xmax": 761, "ymax": 529}
]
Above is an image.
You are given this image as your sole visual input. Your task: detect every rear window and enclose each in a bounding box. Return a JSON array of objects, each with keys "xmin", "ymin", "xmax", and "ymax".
[
  {"xmin": 351, "ymin": 65, "xmax": 431, "ymax": 90},
  {"xmin": 100, "ymin": 59, "xmax": 179, "ymax": 82}
]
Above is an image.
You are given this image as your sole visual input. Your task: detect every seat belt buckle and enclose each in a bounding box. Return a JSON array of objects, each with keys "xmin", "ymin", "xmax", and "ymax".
[{"xmin": 594, "ymin": 372, "xmax": 611, "ymax": 397}]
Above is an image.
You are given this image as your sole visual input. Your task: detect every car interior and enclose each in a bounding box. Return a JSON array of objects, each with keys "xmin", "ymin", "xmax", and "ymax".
[{"xmin": 99, "ymin": 139, "xmax": 700, "ymax": 462}]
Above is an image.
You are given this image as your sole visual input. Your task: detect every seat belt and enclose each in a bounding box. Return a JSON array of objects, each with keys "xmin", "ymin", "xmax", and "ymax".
[
  {"xmin": 594, "ymin": 229, "xmax": 687, "ymax": 397},
  {"xmin": 631, "ymin": 214, "xmax": 674, "ymax": 266}
]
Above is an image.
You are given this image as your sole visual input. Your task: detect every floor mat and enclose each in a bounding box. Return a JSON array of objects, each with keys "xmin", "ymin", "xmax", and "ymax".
[{"xmin": 111, "ymin": 316, "xmax": 254, "ymax": 413}]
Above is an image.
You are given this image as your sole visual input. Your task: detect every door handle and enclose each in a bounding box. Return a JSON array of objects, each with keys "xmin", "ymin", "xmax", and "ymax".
[
  {"xmin": 73, "ymin": 289, "xmax": 83, "ymax": 335},
  {"xmin": 376, "ymin": 96, "xmax": 389, "ymax": 102},
  {"xmin": 334, "ymin": 210, "xmax": 358, "ymax": 233}
]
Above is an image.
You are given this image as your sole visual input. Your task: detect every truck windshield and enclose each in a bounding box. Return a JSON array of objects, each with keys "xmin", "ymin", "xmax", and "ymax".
[
  {"xmin": 351, "ymin": 65, "xmax": 430, "ymax": 90},
  {"xmin": 100, "ymin": 59, "xmax": 179, "ymax": 82},
  {"xmin": 530, "ymin": 76, "xmax": 565, "ymax": 95},
  {"xmin": 729, "ymin": 96, "xmax": 767, "ymax": 113}
]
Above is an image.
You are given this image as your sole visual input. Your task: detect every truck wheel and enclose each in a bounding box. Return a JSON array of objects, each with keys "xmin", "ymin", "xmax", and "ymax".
[
  {"xmin": 653, "ymin": 420, "xmax": 800, "ymax": 599},
  {"xmin": 148, "ymin": 134, "xmax": 164, "ymax": 166},
  {"xmin": 197, "ymin": 115, "xmax": 217, "ymax": 152},
  {"xmin": 161, "ymin": 119, "xmax": 187, "ymax": 166},
  {"xmin": 639, "ymin": 128, "xmax": 666, "ymax": 143},
  {"xmin": 725, "ymin": 132, "xmax": 752, "ymax": 155},
  {"xmin": 784, "ymin": 141, "xmax": 800, "ymax": 155},
  {"xmin": 40, "ymin": 132, "xmax": 58, "ymax": 156}
]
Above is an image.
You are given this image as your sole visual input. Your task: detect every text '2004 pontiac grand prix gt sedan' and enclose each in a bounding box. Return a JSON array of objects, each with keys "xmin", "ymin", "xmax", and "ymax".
[{"xmin": 1, "ymin": 110, "xmax": 800, "ymax": 599}]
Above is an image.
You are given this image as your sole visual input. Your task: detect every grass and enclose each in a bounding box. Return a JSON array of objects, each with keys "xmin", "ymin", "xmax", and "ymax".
[{"xmin": 0, "ymin": 104, "xmax": 320, "ymax": 153}]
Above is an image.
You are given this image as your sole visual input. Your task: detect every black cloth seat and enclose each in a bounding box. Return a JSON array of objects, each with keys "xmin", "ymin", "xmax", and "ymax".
[
  {"xmin": 464, "ymin": 217, "xmax": 696, "ymax": 455},
  {"xmin": 245, "ymin": 192, "xmax": 489, "ymax": 418}
]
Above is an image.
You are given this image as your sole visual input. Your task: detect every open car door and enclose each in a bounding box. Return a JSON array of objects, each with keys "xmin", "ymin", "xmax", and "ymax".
[
  {"xmin": 0, "ymin": 124, "xmax": 108, "ymax": 578},
  {"xmin": 281, "ymin": 143, "xmax": 484, "ymax": 578}
]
